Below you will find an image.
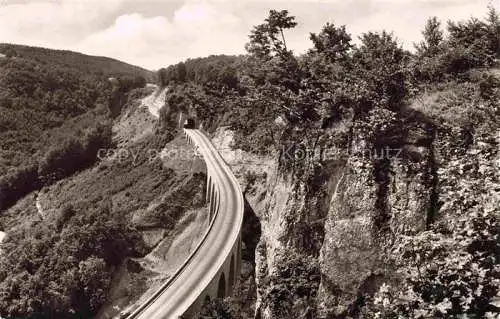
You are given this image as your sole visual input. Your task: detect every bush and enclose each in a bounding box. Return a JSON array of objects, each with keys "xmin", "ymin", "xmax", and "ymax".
[
  {"xmin": 479, "ymin": 73, "xmax": 500, "ymax": 99},
  {"xmin": 54, "ymin": 204, "xmax": 76, "ymax": 230},
  {"xmin": 367, "ymin": 209, "xmax": 500, "ymax": 318},
  {"xmin": 37, "ymin": 122, "xmax": 112, "ymax": 184},
  {"xmin": 199, "ymin": 298, "xmax": 234, "ymax": 319},
  {"xmin": 0, "ymin": 165, "xmax": 40, "ymax": 211}
]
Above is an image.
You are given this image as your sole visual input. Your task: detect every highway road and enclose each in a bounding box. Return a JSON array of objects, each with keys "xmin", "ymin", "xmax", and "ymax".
[{"xmin": 126, "ymin": 129, "xmax": 244, "ymax": 319}]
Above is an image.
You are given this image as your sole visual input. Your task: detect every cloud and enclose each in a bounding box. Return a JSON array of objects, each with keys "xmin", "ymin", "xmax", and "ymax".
[
  {"xmin": 77, "ymin": 1, "xmax": 245, "ymax": 69},
  {"xmin": 77, "ymin": 14, "xmax": 177, "ymax": 69},
  {"xmin": 0, "ymin": 0, "xmax": 495, "ymax": 70},
  {"xmin": 0, "ymin": 0, "xmax": 124, "ymax": 47}
]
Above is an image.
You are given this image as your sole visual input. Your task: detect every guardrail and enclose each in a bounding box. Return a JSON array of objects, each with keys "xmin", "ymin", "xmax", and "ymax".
[{"xmin": 126, "ymin": 129, "xmax": 244, "ymax": 319}]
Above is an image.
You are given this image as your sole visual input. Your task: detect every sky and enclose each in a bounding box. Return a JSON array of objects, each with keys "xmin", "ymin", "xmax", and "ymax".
[{"xmin": 0, "ymin": 0, "xmax": 497, "ymax": 70}]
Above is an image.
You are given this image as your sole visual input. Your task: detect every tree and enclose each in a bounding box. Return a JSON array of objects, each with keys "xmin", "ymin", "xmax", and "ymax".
[
  {"xmin": 218, "ymin": 65, "xmax": 239, "ymax": 89},
  {"xmin": 245, "ymin": 10, "xmax": 297, "ymax": 59},
  {"xmin": 244, "ymin": 10, "xmax": 302, "ymax": 95},
  {"xmin": 38, "ymin": 138, "xmax": 86, "ymax": 183},
  {"xmin": 117, "ymin": 75, "xmax": 146, "ymax": 92},
  {"xmin": 55, "ymin": 204, "xmax": 76, "ymax": 230},
  {"xmin": 485, "ymin": 5, "xmax": 500, "ymax": 56},
  {"xmin": 3, "ymin": 46, "xmax": 17, "ymax": 58},
  {"xmin": 246, "ymin": 24, "xmax": 272, "ymax": 59},
  {"xmin": 78, "ymin": 257, "xmax": 110, "ymax": 312},
  {"xmin": 353, "ymin": 31, "xmax": 408, "ymax": 110},
  {"xmin": 446, "ymin": 17, "xmax": 494, "ymax": 69},
  {"xmin": 157, "ymin": 68, "xmax": 168, "ymax": 86},
  {"xmin": 176, "ymin": 62, "xmax": 187, "ymax": 83},
  {"xmin": 309, "ymin": 23, "xmax": 352, "ymax": 62},
  {"xmin": 448, "ymin": 18, "xmax": 492, "ymax": 58},
  {"xmin": 448, "ymin": 17, "xmax": 488, "ymax": 47},
  {"xmin": 157, "ymin": 63, "xmax": 187, "ymax": 86},
  {"xmin": 199, "ymin": 298, "xmax": 234, "ymax": 319},
  {"xmin": 416, "ymin": 17, "xmax": 444, "ymax": 57},
  {"xmin": 265, "ymin": 10, "xmax": 298, "ymax": 53},
  {"xmin": 413, "ymin": 17, "xmax": 447, "ymax": 82}
]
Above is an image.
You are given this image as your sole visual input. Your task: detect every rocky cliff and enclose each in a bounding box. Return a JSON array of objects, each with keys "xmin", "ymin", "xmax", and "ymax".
[{"xmin": 211, "ymin": 79, "xmax": 499, "ymax": 318}]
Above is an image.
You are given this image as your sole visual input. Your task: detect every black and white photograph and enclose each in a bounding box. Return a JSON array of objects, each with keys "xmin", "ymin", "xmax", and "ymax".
[{"xmin": 0, "ymin": 0, "xmax": 499, "ymax": 318}]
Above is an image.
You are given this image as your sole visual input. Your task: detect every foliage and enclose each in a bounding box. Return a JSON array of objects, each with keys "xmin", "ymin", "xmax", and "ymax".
[
  {"xmin": 447, "ymin": 17, "xmax": 493, "ymax": 63},
  {"xmin": 199, "ymin": 298, "xmax": 234, "ymax": 319},
  {"xmin": 0, "ymin": 205, "xmax": 144, "ymax": 318},
  {"xmin": 0, "ymin": 165, "xmax": 39, "ymax": 212},
  {"xmin": 157, "ymin": 62, "xmax": 187, "ymax": 86},
  {"xmin": 258, "ymin": 250, "xmax": 320, "ymax": 318},
  {"xmin": 0, "ymin": 43, "xmax": 201, "ymax": 319},
  {"xmin": 0, "ymin": 55, "xmax": 118, "ymax": 210},
  {"xmin": 245, "ymin": 10, "xmax": 297, "ymax": 59},
  {"xmin": 414, "ymin": 8, "xmax": 500, "ymax": 82},
  {"xmin": 37, "ymin": 121, "xmax": 112, "ymax": 184},
  {"xmin": 108, "ymin": 75, "xmax": 147, "ymax": 117},
  {"xmin": 0, "ymin": 126, "xmax": 182, "ymax": 318},
  {"xmin": 115, "ymin": 75, "xmax": 147, "ymax": 93},
  {"xmin": 485, "ymin": 5, "xmax": 500, "ymax": 57},
  {"xmin": 0, "ymin": 43, "xmax": 154, "ymax": 80},
  {"xmin": 367, "ymin": 208, "xmax": 499, "ymax": 318},
  {"xmin": 158, "ymin": 55, "xmax": 240, "ymax": 89},
  {"xmin": 352, "ymin": 31, "xmax": 410, "ymax": 111},
  {"xmin": 309, "ymin": 23, "xmax": 353, "ymax": 62},
  {"xmin": 415, "ymin": 17, "xmax": 444, "ymax": 57},
  {"xmin": 362, "ymin": 80, "xmax": 499, "ymax": 318}
]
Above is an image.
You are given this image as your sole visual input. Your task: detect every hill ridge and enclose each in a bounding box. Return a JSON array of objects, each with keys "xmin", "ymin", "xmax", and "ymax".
[{"xmin": 0, "ymin": 43, "xmax": 155, "ymax": 81}]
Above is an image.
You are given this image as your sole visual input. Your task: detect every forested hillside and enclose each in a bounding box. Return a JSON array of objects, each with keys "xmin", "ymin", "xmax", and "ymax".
[
  {"xmin": 157, "ymin": 8, "xmax": 500, "ymax": 319},
  {"xmin": 0, "ymin": 45, "xmax": 204, "ymax": 319},
  {"xmin": 0, "ymin": 49, "xmax": 149, "ymax": 211},
  {"xmin": 0, "ymin": 45, "xmax": 175, "ymax": 318},
  {"xmin": 0, "ymin": 44, "xmax": 155, "ymax": 81}
]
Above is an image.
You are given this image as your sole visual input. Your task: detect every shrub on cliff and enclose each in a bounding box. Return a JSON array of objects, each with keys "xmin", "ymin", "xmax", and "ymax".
[
  {"xmin": 257, "ymin": 250, "xmax": 320, "ymax": 318},
  {"xmin": 363, "ymin": 111, "xmax": 500, "ymax": 318},
  {"xmin": 415, "ymin": 9, "xmax": 500, "ymax": 83},
  {"xmin": 366, "ymin": 208, "xmax": 500, "ymax": 318}
]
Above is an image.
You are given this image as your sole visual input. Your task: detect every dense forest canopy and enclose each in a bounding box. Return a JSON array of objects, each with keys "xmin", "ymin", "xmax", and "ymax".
[
  {"xmin": 0, "ymin": 43, "xmax": 155, "ymax": 81},
  {"xmin": 0, "ymin": 47, "xmax": 151, "ymax": 211},
  {"xmin": 0, "ymin": 44, "xmax": 155, "ymax": 318}
]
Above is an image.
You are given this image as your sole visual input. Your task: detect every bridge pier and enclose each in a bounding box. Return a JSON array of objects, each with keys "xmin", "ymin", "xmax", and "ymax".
[
  {"xmin": 176, "ymin": 130, "xmax": 243, "ymax": 319},
  {"xmin": 182, "ymin": 235, "xmax": 241, "ymax": 318},
  {"xmin": 209, "ymin": 185, "xmax": 215, "ymax": 219},
  {"xmin": 206, "ymin": 176, "xmax": 212, "ymax": 203}
]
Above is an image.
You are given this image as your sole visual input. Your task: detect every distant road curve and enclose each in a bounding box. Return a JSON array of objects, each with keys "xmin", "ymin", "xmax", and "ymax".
[{"xmin": 126, "ymin": 129, "xmax": 245, "ymax": 319}]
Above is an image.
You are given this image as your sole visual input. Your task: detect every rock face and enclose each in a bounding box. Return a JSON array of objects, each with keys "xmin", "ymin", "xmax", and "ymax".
[
  {"xmin": 234, "ymin": 109, "xmax": 439, "ymax": 318},
  {"xmin": 317, "ymin": 142, "xmax": 432, "ymax": 317},
  {"xmin": 211, "ymin": 97, "xmax": 499, "ymax": 318}
]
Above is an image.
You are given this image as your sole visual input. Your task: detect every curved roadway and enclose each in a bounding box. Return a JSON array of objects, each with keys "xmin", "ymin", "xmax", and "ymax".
[{"xmin": 127, "ymin": 129, "xmax": 244, "ymax": 319}]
